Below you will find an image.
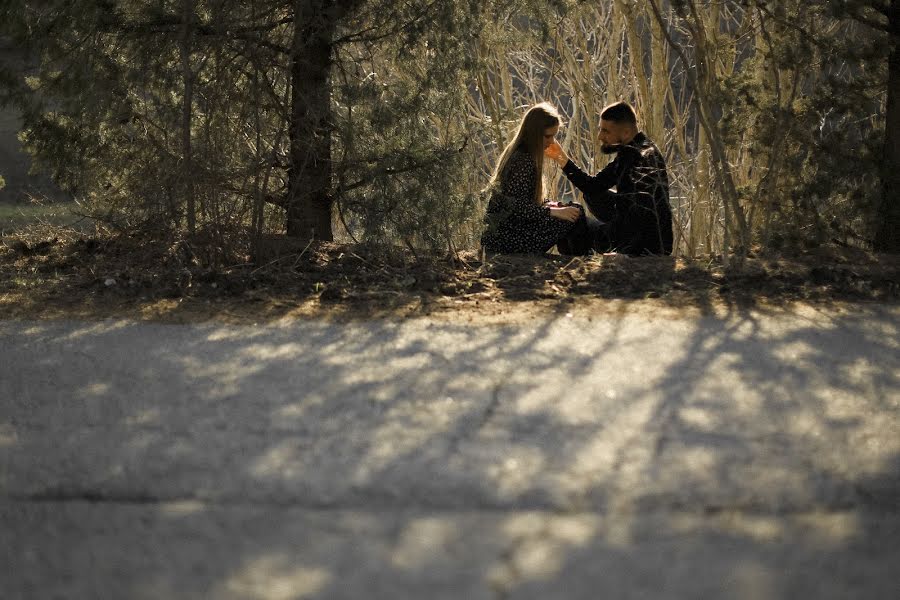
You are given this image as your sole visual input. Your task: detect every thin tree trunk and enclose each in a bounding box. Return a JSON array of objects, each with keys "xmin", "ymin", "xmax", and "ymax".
[
  {"xmin": 648, "ymin": 3, "xmax": 668, "ymax": 145},
  {"xmin": 181, "ymin": 0, "xmax": 195, "ymax": 235},
  {"xmin": 695, "ymin": 130, "xmax": 712, "ymax": 256},
  {"xmin": 619, "ymin": 0, "xmax": 651, "ymax": 129},
  {"xmin": 607, "ymin": 6, "xmax": 625, "ymax": 105},
  {"xmin": 251, "ymin": 63, "xmax": 265, "ymax": 258},
  {"xmin": 875, "ymin": 0, "xmax": 900, "ymax": 253},
  {"xmin": 286, "ymin": 0, "xmax": 335, "ymax": 241}
]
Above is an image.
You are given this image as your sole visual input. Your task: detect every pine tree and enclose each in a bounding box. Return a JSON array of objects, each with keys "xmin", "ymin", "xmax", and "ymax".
[
  {"xmin": 0, "ymin": 0, "xmax": 486, "ymax": 253},
  {"xmin": 876, "ymin": 0, "xmax": 900, "ymax": 252},
  {"xmin": 752, "ymin": 0, "xmax": 898, "ymax": 251}
]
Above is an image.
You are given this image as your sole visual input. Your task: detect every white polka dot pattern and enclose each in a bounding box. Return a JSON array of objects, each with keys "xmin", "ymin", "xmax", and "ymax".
[{"xmin": 481, "ymin": 149, "xmax": 577, "ymax": 254}]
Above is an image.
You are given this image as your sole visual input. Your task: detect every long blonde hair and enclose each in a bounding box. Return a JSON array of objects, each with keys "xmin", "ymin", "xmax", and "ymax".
[{"xmin": 489, "ymin": 102, "xmax": 560, "ymax": 204}]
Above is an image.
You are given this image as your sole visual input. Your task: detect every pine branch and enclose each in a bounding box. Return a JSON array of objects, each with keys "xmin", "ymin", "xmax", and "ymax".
[{"xmin": 339, "ymin": 139, "xmax": 468, "ymax": 194}]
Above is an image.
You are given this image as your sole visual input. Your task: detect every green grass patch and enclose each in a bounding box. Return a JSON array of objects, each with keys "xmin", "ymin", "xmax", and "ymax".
[{"xmin": 0, "ymin": 202, "xmax": 83, "ymax": 233}]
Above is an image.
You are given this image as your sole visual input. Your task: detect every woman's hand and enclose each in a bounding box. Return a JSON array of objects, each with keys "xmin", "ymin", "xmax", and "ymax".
[
  {"xmin": 549, "ymin": 205, "xmax": 581, "ymax": 222},
  {"xmin": 544, "ymin": 141, "xmax": 569, "ymax": 167}
]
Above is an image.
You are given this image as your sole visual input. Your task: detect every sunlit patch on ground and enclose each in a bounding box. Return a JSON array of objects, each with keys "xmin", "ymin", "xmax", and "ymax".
[{"xmin": 1, "ymin": 226, "xmax": 897, "ymax": 326}]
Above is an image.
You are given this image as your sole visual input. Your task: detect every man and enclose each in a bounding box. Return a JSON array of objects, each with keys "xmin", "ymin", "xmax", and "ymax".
[{"xmin": 547, "ymin": 102, "xmax": 674, "ymax": 256}]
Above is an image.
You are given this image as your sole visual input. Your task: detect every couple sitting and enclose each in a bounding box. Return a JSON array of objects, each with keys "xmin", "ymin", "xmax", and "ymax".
[{"xmin": 481, "ymin": 101, "xmax": 673, "ymax": 257}]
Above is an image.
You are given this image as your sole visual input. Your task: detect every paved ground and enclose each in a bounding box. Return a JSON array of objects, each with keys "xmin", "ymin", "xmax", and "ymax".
[{"xmin": 2, "ymin": 304, "xmax": 899, "ymax": 599}]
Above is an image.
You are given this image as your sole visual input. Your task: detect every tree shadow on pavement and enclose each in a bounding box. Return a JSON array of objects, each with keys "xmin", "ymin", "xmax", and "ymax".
[{"xmin": 0, "ymin": 303, "xmax": 898, "ymax": 598}]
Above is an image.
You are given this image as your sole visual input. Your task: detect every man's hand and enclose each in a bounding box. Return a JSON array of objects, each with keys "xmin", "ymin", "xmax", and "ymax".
[
  {"xmin": 549, "ymin": 205, "xmax": 581, "ymax": 222},
  {"xmin": 544, "ymin": 141, "xmax": 569, "ymax": 167}
]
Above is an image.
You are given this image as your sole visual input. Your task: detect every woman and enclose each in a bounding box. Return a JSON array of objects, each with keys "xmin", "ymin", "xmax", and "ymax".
[{"xmin": 481, "ymin": 102, "xmax": 584, "ymax": 254}]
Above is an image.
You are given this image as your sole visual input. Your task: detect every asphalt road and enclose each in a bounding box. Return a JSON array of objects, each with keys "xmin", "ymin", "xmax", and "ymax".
[{"xmin": 2, "ymin": 304, "xmax": 899, "ymax": 599}]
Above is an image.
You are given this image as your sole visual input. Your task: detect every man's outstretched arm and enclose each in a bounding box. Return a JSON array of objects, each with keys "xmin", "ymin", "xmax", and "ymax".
[{"xmin": 546, "ymin": 142, "xmax": 618, "ymax": 197}]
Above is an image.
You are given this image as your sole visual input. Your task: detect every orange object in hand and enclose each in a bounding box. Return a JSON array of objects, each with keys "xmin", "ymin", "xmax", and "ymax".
[{"xmin": 545, "ymin": 142, "xmax": 563, "ymax": 160}]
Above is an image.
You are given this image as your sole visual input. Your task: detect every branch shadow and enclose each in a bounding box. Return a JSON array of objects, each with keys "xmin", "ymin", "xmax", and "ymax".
[{"xmin": 1, "ymin": 303, "xmax": 898, "ymax": 598}]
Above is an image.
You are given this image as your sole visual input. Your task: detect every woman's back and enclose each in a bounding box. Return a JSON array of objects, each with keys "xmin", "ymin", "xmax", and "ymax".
[{"xmin": 498, "ymin": 147, "xmax": 535, "ymax": 202}]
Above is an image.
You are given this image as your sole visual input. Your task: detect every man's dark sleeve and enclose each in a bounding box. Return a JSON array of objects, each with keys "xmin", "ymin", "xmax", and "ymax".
[
  {"xmin": 561, "ymin": 160, "xmax": 621, "ymax": 221},
  {"xmin": 561, "ymin": 159, "xmax": 618, "ymax": 197}
]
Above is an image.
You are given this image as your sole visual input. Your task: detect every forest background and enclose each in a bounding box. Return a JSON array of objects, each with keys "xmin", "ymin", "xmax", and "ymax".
[{"xmin": 1, "ymin": 0, "xmax": 898, "ymax": 266}]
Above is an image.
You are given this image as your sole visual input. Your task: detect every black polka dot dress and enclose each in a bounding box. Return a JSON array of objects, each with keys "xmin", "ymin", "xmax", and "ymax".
[{"xmin": 481, "ymin": 148, "xmax": 577, "ymax": 254}]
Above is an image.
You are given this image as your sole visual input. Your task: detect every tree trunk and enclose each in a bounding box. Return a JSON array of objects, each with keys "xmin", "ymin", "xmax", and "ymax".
[
  {"xmin": 875, "ymin": 0, "xmax": 900, "ymax": 253},
  {"xmin": 286, "ymin": 0, "xmax": 335, "ymax": 241},
  {"xmin": 181, "ymin": 0, "xmax": 195, "ymax": 235}
]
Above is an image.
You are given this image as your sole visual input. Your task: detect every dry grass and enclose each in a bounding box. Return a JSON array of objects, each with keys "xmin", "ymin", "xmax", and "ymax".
[
  {"xmin": 1, "ymin": 226, "xmax": 897, "ymax": 325},
  {"xmin": 0, "ymin": 201, "xmax": 84, "ymax": 233}
]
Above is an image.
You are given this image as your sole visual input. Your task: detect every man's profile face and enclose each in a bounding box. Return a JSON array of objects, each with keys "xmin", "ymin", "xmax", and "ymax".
[{"xmin": 599, "ymin": 119, "xmax": 635, "ymax": 154}]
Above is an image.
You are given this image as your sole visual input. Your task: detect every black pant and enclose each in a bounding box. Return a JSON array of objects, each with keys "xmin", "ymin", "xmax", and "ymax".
[{"xmin": 557, "ymin": 210, "xmax": 611, "ymax": 256}]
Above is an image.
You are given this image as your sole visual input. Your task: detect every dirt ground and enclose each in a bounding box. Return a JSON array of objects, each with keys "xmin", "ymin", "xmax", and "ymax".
[{"xmin": 1, "ymin": 227, "xmax": 898, "ymax": 325}]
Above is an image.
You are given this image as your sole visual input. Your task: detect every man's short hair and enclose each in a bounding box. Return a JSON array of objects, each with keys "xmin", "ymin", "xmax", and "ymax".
[{"xmin": 600, "ymin": 102, "xmax": 637, "ymax": 126}]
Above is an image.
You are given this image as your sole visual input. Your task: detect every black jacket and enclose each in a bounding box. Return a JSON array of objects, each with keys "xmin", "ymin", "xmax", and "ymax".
[{"xmin": 562, "ymin": 132, "xmax": 673, "ymax": 255}]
